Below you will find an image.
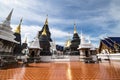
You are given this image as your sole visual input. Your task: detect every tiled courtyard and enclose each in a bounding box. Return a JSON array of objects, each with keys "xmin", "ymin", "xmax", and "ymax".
[{"xmin": 0, "ymin": 61, "xmax": 120, "ymax": 80}]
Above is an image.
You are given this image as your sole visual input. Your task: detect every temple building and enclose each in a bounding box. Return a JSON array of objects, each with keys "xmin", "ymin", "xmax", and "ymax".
[
  {"xmin": 78, "ymin": 33, "xmax": 96, "ymax": 61},
  {"xmin": 0, "ymin": 9, "xmax": 18, "ymax": 55},
  {"xmin": 98, "ymin": 37, "xmax": 120, "ymax": 54},
  {"xmin": 13, "ymin": 19, "xmax": 22, "ymax": 55},
  {"xmin": 38, "ymin": 17, "xmax": 51, "ymax": 55},
  {"xmin": 38, "ymin": 16, "xmax": 52, "ymax": 42},
  {"xmin": 70, "ymin": 23, "xmax": 80, "ymax": 55},
  {"xmin": 29, "ymin": 33, "xmax": 41, "ymax": 57}
]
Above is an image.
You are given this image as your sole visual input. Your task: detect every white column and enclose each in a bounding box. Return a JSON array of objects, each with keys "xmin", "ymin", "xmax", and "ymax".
[{"xmin": 79, "ymin": 49, "xmax": 85, "ymax": 61}]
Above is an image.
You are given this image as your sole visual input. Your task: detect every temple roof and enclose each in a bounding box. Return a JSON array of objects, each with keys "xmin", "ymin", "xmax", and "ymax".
[
  {"xmin": 0, "ymin": 9, "xmax": 18, "ymax": 43},
  {"xmin": 0, "ymin": 35, "xmax": 18, "ymax": 43},
  {"xmin": 29, "ymin": 37, "xmax": 41, "ymax": 49},
  {"xmin": 100, "ymin": 37, "xmax": 120, "ymax": 49},
  {"xmin": 109, "ymin": 37, "xmax": 120, "ymax": 45},
  {"xmin": 101, "ymin": 40, "xmax": 114, "ymax": 49},
  {"xmin": 78, "ymin": 33, "xmax": 93, "ymax": 49}
]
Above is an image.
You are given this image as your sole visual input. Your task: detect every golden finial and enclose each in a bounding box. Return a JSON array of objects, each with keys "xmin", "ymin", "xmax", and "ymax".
[
  {"xmin": 42, "ymin": 26, "xmax": 47, "ymax": 35},
  {"xmin": 74, "ymin": 22, "xmax": 77, "ymax": 34},
  {"xmin": 45, "ymin": 15, "xmax": 48, "ymax": 25},
  {"xmin": 14, "ymin": 18, "xmax": 22, "ymax": 34}
]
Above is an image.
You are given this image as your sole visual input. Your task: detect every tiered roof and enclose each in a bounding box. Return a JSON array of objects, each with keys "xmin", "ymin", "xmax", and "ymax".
[{"xmin": 0, "ymin": 9, "xmax": 18, "ymax": 43}]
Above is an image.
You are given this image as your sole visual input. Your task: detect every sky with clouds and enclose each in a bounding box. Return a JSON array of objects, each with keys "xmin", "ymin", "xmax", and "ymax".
[{"xmin": 0, "ymin": 0, "xmax": 120, "ymax": 47}]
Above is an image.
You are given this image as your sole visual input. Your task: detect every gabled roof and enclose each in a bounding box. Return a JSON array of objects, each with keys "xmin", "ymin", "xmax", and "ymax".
[
  {"xmin": 100, "ymin": 37, "xmax": 120, "ymax": 49},
  {"xmin": 101, "ymin": 39, "xmax": 114, "ymax": 49},
  {"xmin": 29, "ymin": 37, "xmax": 41, "ymax": 49},
  {"xmin": 105, "ymin": 38, "xmax": 114, "ymax": 45},
  {"xmin": 108, "ymin": 37, "xmax": 120, "ymax": 45}
]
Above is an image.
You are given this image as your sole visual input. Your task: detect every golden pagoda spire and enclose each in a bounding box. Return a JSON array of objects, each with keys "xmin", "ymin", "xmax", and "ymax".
[
  {"xmin": 66, "ymin": 39, "xmax": 71, "ymax": 47},
  {"xmin": 65, "ymin": 32, "xmax": 71, "ymax": 47},
  {"xmin": 14, "ymin": 18, "xmax": 22, "ymax": 34},
  {"xmin": 74, "ymin": 22, "xmax": 77, "ymax": 34},
  {"xmin": 45, "ymin": 15, "xmax": 48, "ymax": 25},
  {"xmin": 42, "ymin": 26, "xmax": 47, "ymax": 35}
]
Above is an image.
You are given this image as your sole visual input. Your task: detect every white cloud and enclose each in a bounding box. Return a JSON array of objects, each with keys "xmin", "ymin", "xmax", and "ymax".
[
  {"xmin": 50, "ymin": 28, "xmax": 71, "ymax": 38},
  {"xmin": 1, "ymin": 0, "xmax": 120, "ymax": 48},
  {"xmin": 107, "ymin": 0, "xmax": 120, "ymax": 36},
  {"xmin": 109, "ymin": 0, "xmax": 120, "ymax": 21}
]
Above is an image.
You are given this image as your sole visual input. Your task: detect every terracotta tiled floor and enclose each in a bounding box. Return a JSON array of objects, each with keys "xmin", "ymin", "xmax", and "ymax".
[{"xmin": 0, "ymin": 61, "xmax": 120, "ymax": 80}]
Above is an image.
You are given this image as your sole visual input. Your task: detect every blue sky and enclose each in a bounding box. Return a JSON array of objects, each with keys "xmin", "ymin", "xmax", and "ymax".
[{"xmin": 0, "ymin": 0, "xmax": 120, "ymax": 47}]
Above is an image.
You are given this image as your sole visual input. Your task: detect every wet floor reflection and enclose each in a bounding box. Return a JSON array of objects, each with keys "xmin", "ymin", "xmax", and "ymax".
[
  {"xmin": 67, "ymin": 62, "xmax": 72, "ymax": 80},
  {"xmin": 12, "ymin": 65, "xmax": 25, "ymax": 80},
  {"xmin": 0, "ymin": 61, "xmax": 120, "ymax": 80}
]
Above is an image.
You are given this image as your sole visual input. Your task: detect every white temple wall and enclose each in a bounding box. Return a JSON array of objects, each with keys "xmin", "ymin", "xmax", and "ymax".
[
  {"xmin": 40, "ymin": 56, "xmax": 53, "ymax": 62},
  {"xmin": 80, "ymin": 50, "xmax": 84, "ymax": 56},
  {"xmin": 70, "ymin": 56, "xmax": 80, "ymax": 61},
  {"xmin": 97, "ymin": 53, "xmax": 120, "ymax": 61}
]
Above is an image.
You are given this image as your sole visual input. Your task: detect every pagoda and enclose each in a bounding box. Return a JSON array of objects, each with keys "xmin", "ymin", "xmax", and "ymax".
[
  {"xmin": 0, "ymin": 9, "xmax": 18, "ymax": 55},
  {"xmin": 13, "ymin": 19, "xmax": 22, "ymax": 55},
  {"xmin": 78, "ymin": 32, "xmax": 96, "ymax": 61},
  {"xmin": 70, "ymin": 23, "xmax": 80, "ymax": 55},
  {"xmin": 38, "ymin": 16, "xmax": 52, "ymax": 42},
  {"xmin": 38, "ymin": 16, "xmax": 52, "ymax": 55},
  {"xmin": 29, "ymin": 32, "xmax": 41, "ymax": 57}
]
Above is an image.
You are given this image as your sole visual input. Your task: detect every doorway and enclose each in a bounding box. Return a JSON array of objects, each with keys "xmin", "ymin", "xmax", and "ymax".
[{"xmin": 85, "ymin": 50, "xmax": 89, "ymax": 57}]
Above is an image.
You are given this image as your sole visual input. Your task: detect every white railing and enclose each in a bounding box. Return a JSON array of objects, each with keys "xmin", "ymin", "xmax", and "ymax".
[{"xmin": 97, "ymin": 53, "xmax": 120, "ymax": 60}]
